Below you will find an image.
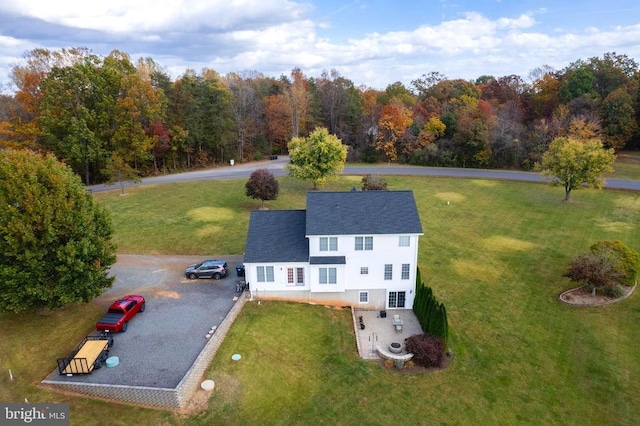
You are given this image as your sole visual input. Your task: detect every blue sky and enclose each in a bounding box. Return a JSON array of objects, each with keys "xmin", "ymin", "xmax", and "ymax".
[{"xmin": 0, "ymin": 0, "xmax": 639, "ymax": 93}]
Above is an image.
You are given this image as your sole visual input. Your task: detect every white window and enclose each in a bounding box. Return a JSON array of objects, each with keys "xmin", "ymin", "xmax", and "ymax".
[
  {"xmin": 365, "ymin": 236, "xmax": 373, "ymax": 250},
  {"xmin": 402, "ymin": 264, "xmax": 410, "ymax": 280},
  {"xmin": 257, "ymin": 266, "xmax": 274, "ymax": 282},
  {"xmin": 319, "ymin": 267, "xmax": 337, "ymax": 284},
  {"xmin": 266, "ymin": 266, "xmax": 274, "ymax": 281},
  {"xmin": 296, "ymin": 268, "xmax": 304, "ymax": 285},
  {"xmin": 287, "ymin": 268, "xmax": 294, "ymax": 284},
  {"xmin": 399, "ymin": 235, "xmax": 410, "ymax": 247},
  {"xmin": 355, "ymin": 236, "xmax": 373, "ymax": 250},
  {"xmin": 320, "ymin": 237, "xmax": 338, "ymax": 251},
  {"xmin": 384, "ymin": 264, "xmax": 392, "ymax": 280},
  {"xmin": 360, "ymin": 267, "xmax": 368, "ymax": 275},
  {"xmin": 359, "ymin": 291, "xmax": 369, "ymax": 304}
]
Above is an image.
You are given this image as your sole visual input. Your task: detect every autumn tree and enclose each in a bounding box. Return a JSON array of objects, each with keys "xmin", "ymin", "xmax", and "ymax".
[
  {"xmin": 0, "ymin": 150, "xmax": 116, "ymax": 313},
  {"xmin": 564, "ymin": 240, "xmax": 640, "ymax": 297},
  {"xmin": 537, "ymin": 137, "xmax": 615, "ymax": 201},
  {"xmin": 529, "ymin": 68, "xmax": 561, "ymax": 120},
  {"xmin": 450, "ymin": 95, "xmax": 495, "ymax": 167},
  {"xmin": 245, "ymin": 168, "xmax": 279, "ymax": 208},
  {"xmin": 418, "ymin": 116, "xmax": 446, "ymax": 146},
  {"xmin": 264, "ymin": 93, "xmax": 291, "ymax": 155},
  {"xmin": 104, "ymin": 50, "xmax": 166, "ymax": 168},
  {"xmin": 601, "ymin": 86, "xmax": 638, "ymax": 150},
  {"xmin": 7, "ymin": 48, "xmax": 92, "ymax": 149},
  {"xmin": 568, "ymin": 115, "xmax": 601, "ymax": 141},
  {"xmin": 376, "ymin": 99, "xmax": 413, "ymax": 162},
  {"xmin": 284, "ymin": 68, "xmax": 310, "ymax": 138},
  {"xmin": 286, "ymin": 127, "xmax": 347, "ymax": 189}
]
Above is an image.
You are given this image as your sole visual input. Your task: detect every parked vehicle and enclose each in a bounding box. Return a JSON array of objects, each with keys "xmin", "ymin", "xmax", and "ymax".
[
  {"xmin": 56, "ymin": 334, "xmax": 114, "ymax": 375},
  {"xmin": 185, "ymin": 260, "xmax": 228, "ymax": 279},
  {"xmin": 96, "ymin": 295, "xmax": 145, "ymax": 333}
]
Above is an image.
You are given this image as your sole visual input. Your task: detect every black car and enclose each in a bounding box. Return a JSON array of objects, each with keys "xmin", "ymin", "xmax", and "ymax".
[{"xmin": 185, "ymin": 260, "xmax": 228, "ymax": 279}]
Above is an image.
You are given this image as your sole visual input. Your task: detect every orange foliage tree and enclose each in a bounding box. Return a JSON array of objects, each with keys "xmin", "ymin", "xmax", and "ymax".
[{"xmin": 375, "ymin": 99, "xmax": 413, "ymax": 162}]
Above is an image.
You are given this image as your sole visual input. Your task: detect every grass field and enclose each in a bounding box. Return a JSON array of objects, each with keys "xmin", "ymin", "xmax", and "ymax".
[
  {"xmin": 609, "ymin": 151, "xmax": 640, "ymax": 180},
  {"xmin": 1, "ymin": 174, "xmax": 639, "ymax": 425}
]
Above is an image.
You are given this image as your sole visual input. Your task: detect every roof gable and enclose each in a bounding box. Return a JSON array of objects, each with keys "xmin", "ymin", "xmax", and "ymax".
[
  {"xmin": 244, "ymin": 210, "xmax": 309, "ymax": 263},
  {"xmin": 306, "ymin": 190, "xmax": 423, "ymax": 236}
]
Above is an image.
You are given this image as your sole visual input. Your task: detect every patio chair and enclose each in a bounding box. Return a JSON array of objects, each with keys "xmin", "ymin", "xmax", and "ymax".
[{"xmin": 392, "ymin": 314, "xmax": 403, "ymax": 333}]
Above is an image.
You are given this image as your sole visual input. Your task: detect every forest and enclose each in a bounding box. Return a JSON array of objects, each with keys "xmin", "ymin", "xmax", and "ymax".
[{"xmin": 0, "ymin": 48, "xmax": 638, "ymax": 184}]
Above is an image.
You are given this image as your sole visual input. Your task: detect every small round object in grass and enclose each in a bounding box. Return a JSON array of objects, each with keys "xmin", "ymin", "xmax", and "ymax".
[
  {"xmin": 231, "ymin": 354, "xmax": 241, "ymax": 361},
  {"xmin": 201, "ymin": 380, "xmax": 215, "ymax": 391}
]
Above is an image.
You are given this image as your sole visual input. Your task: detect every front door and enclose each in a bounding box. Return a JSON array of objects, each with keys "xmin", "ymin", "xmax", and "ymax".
[{"xmin": 388, "ymin": 291, "xmax": 406, "ymax": 309}]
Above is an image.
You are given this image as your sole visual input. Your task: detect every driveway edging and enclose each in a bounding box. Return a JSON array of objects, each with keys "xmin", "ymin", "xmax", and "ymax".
[{"xmin": 42, "ymin": 294, "xmax": 249, "ymax": 410}]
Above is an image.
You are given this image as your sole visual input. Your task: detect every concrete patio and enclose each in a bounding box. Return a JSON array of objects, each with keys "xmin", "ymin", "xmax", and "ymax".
[{"xmin": 353, "ymin": 308, "xmax": 424, "ymax": 360}]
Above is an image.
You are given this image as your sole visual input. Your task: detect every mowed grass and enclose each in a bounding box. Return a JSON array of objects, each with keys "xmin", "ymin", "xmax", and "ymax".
[
  {"xmin": 1, "ymin": 175, "xmax": 639, "ymax": 425},
  {"xmin": 608, "ymin": 151, "xmax": 640, "ymax": 180}
]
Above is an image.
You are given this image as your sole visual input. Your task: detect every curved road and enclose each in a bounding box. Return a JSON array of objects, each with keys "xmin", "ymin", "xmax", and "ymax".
[{"xmin": 89, "ymin": 155, "xmax": 640, "ymax": 193}]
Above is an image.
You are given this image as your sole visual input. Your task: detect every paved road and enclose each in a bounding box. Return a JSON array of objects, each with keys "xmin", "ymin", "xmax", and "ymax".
[{"xmin": 89, "ymin": 156, "xmax": 640, "ymax": 193}]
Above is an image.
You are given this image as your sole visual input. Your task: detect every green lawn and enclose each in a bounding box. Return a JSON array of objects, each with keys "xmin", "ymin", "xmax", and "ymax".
[
  {"xmin": 1, "ymin": 175, "xmax": 639, "ymax": 425},
  {"xmin": 609, "ymin": 151, "xmax": 640, "ymax": 180}
]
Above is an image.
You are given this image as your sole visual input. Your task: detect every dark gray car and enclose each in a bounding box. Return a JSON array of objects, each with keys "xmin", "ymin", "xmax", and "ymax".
[{"xmin": 185, "ymin": 260, "xmax": 228, "ymax": 279}]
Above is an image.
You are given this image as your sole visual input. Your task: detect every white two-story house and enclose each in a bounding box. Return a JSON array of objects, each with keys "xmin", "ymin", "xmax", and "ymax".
[{"xmin": 243, "ymin": 190, "xmax": 423, "ymax": 310}]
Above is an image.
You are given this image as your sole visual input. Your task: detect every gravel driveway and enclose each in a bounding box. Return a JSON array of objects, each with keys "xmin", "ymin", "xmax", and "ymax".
[{"xmin": 45, "ymin": 254, "xmax": 244, "ymax": 388}]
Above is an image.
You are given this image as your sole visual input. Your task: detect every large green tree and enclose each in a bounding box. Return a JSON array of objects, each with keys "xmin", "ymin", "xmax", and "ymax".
[
  {"xmin": 0, "ymin": 150, "xmax": 116, "ymax": 313},
  {"xmin": 538, "ymin": 137, "xmax": 615, "ymax": 201},
  {"xmin": 286, "ymin": 127, "xmax": 348, "ymax": 189}
]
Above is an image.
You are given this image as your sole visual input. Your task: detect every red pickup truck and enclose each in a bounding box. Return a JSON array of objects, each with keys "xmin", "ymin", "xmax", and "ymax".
[{"xmin": 96, "ymin": 295, "xmax": 145, "ymax": 333}]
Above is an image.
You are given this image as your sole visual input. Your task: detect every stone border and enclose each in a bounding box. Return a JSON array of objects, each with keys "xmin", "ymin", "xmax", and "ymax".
[
  {"xmin": 558, "ymin": 284, "xmax": 636, "ymax": 307},
  {"xmin": 376, "ymin": 345, "xmax": 414, "ymax": 363},
  {"xmin": 350, "ymin": 307, "xmax": 365, "ymax": 358},
  {"xmin": 42, "ymin": 294, "xmax": 248, "ymax": 411}
]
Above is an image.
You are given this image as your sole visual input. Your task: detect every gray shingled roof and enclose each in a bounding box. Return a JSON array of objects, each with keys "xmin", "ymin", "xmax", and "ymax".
[
  {"xmin": 306, "ymin": 190, "xmax": 423, "ymax": 236},
  {"xmin": 243, "ymin": 210, "xmax": 309, "ymax": 263},
  {"xmin": 309, "ymin": 256, "xmax": 346, "ymax": 265}
]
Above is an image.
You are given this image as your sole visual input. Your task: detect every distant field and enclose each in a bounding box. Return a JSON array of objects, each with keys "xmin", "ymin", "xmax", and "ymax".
[
  {"xmin": 610, "ymin": 151, "xmax": 640, "ymax": 180},
  {"xmin": 1, "ymin": 175, "xmax": 638, "ymax": 425}
]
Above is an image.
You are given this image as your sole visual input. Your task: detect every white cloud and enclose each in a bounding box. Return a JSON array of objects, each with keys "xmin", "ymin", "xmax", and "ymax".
[
  {"xmin": 1, "ymin": 0, "xmax": 311, "ymax": 33},
  {"xmin": 0, "ymin": 1, "xmax": 638, "ymax": 92}
]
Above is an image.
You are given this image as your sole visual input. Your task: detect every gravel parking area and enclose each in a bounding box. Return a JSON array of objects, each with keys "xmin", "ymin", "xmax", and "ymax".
[{"xmin": 45, "ymin": 254, "xmax": 245, "ymax": 388}]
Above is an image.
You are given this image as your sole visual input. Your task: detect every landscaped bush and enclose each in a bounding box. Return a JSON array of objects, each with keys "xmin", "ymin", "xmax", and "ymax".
[
  {"xmin": 404, "ymin": 333, "xmax": 445, "ymax": 368},
  {"xmin": 591, "ymin": 240, "xmax": 640, "ymax": 286},
  {"xmin": 564, "ymin": 240, "xmax": 640, "ymax": 296},
  {"xmin": 603, "ymin": 284, "xmax": 625, "ymax": 298},
  {"xmin": 413, "ymin": 268, "xmax": 448, "ymax": 343},
  {"xmin": 361, "ymin": 174, "xmax": 388, "ymax": 190}
]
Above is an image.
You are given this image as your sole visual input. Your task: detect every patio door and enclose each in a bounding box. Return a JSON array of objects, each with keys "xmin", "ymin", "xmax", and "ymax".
[{"xmin": 388, "ymin": 291, "xmax": 406, "ymax": 309}]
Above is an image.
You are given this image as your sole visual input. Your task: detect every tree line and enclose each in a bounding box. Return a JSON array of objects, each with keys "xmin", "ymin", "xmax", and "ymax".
[{"xmin": 0, "ymin": 48, "xmax": 638, "ymax": 184}]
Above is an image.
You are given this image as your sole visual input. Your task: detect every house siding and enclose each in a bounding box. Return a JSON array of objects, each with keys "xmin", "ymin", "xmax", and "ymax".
[
  {"xmin": 245, "ymin": 262, "xmax": 310, "ymax": 294},
  {"xmin": 244, "ymin": 191, "xmax": 423, "ymax": 310}
]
